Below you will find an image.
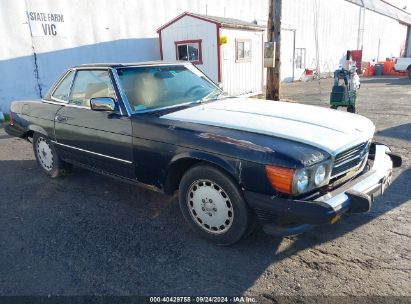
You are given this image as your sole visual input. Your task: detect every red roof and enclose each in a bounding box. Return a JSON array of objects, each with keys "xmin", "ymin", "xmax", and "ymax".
[{"xmin": 157, "ymin": 12, "xmax": 266, "ymax": 33}]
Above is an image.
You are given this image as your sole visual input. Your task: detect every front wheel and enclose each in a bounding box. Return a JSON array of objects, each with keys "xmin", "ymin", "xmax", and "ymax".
[
  {"xmin": 33, "ymin": 133, "xmax": 71, "ymax": 178},
  {"xmin": 179, "ymin": 165, "xmax": 252, "ymax": 245},
  {"xmin": 408, "ymin": 68, "xmax": 411, "ymax": 79}
]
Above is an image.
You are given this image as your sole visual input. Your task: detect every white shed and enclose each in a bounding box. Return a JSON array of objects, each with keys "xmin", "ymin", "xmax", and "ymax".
[{"xmin": 157, "ymin": 12, "xmax": 265, "ymax": 96}]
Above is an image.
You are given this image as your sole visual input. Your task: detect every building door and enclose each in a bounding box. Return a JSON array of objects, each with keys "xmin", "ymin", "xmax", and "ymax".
[{"xmin": 280, "ymin": 29, "xmax": 296, "ymax": 82}]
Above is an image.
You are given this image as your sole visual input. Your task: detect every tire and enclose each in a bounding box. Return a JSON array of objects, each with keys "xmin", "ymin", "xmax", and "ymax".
[
  {"xmin": 408, "ymin": 68, "xmax": 411, "ymax": 79},
  {"xmin": 33, "ymin": 133, "xmax": 71, "ymax": 178},
  {"xmin": 179, "ymin": 164, "xmax": 252, "ymax": 246},
  {"xmin": 330, "ymin": 105, "xmax": 338, "ymax": 110},
  {"xmin": 347, "ymin": 105, "xmax": 355, "ymax": 113}
]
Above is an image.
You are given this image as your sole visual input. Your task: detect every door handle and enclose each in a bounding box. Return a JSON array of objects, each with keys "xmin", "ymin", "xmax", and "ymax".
[{"xmin": 55, "ymin": 114, "xmax": 67, "ymax": 122}]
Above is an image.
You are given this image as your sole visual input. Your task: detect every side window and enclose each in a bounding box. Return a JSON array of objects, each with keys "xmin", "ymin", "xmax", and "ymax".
[
  {"xmin": 236, "ymin": 39, "xmax": 252, "ymax": 62},
  {"xmin": 52, "ymin": 70, "xmax": 75, "ymax": 102},
  {"xmin": 69, "ymin": 70, "xmax": 116, "ymax": 107},
  {"xmin": 295, "ymin": 48, "xmax": 306, "ymax": 69}
]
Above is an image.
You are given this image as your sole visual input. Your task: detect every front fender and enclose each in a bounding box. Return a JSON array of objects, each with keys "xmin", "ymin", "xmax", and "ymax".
[
  {"xmin": 170, "ymin": 151, "xmax": 240, "ymax": 179},
  {"xmin": 163, "ymin": 151, "xmax": 242, "ymax": 194}
]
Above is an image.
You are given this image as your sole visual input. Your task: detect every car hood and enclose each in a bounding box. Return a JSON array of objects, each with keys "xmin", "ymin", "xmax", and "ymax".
[{"xmin": 160, "ymin": 98, "xmax": 375, "ymax": 155}]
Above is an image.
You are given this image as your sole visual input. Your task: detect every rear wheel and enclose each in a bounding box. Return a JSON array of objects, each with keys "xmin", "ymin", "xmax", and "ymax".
[
  {"xmin": 33, "ymin": 133, "xmax": 71, "ymax": 178},
  {"xmin": 179, "ymin": 164, "xmax": 252, "ymax": 245}
]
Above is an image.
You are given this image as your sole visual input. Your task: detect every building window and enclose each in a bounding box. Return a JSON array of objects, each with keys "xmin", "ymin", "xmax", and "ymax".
[
  {"xmin": 295, "ymin": 48, "xmax": 306, "ymax": 69},
  {"xmin": 236, "ymin": 39, "xmax": 252, "ymax": 62},
  {"xmin": 175, "ymin": 40, "xmax": 202, "ymax": 64}
]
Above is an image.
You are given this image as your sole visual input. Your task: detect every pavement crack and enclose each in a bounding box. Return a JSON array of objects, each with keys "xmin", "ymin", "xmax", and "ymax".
[{"xmin": 388, "ymin": 230, "xmax": 411, "ymax": 239}]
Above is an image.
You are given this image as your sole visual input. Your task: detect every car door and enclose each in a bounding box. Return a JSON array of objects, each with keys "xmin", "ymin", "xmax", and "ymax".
[{"xmin": 53, "ymin": 68, "xmax": 134, "ymax": 179}]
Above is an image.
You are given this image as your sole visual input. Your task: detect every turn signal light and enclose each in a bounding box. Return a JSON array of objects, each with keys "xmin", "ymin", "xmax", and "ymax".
[{"xmin": 265, "ymin": 165, "xmax": 294, "ymax": 194}]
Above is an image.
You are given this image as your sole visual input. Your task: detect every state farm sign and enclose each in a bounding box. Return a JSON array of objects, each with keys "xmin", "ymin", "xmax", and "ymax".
[{"xmin": 26, "ymin": 11, "xmax": 66, "ymax": 37}]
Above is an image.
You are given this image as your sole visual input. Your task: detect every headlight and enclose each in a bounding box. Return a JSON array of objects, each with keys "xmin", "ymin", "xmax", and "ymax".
[
  {"xmin": 295, "ymin": 169, "xmax": 309, "ymax": 192},
  {"xmin": 265, "ymin": 161, "xmax": 332, "ymax": 195},
  {"xmin": 314, "ymin": 164, "xmax": 326, "ymax": 186}
]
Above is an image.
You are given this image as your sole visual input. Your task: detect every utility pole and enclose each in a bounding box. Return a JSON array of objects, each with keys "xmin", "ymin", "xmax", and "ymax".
[{"xmin": 266, "ymin": 0, "xmax": 281, "ymax": 100}]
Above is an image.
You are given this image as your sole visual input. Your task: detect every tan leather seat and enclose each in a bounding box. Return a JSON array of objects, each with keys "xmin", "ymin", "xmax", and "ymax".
[
  {"xmin": 84, "ymin": 83, "xmax": 111, "ymax": 107},
  {"xmin": 126, "ymin": 73, "xmax": 166, "ymax": 109}
]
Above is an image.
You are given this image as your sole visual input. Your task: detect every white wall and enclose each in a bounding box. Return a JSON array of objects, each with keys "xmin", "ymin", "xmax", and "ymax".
[
  {"xmin": 361, "ymin": 10, "xmax": 408, "ymax": 60},
  {"xmin": 0, "ymin": 1, "xmax": 41, "ymax": 111},
  {"xmin": 0, "ymin": 0, "xmax": 409, "ymax": 111},
  {"xmin": 282, "ymin": 0, "xmax": 361, "ymax": 79},
  {"xmin": 0, "ymin": 0, "xmax": 269, "ymax": 111},
  {"xmin": 160, "ymin": 16, "xmax": 218, "ymax": 82},
  {"xmin": 281, "ymin": 0, "xmax": 409, "ymax": 81},
  {"xmin": 220, "ymin": 28, "xmax": 264, "ymax": 95}
]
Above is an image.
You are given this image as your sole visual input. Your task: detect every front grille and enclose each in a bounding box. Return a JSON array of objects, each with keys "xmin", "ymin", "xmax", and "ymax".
[{"xmin": 331, "ymin": 141, "xmax": 369, "ymax": 178}]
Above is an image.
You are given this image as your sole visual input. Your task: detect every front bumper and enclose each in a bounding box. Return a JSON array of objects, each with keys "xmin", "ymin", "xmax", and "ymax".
[{"xmin": 245, "ymin": 144, "xmax": 398, "ymax": 235}]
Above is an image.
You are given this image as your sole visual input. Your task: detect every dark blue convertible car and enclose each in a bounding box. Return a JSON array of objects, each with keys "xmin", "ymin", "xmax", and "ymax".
[{"xmin": 5, "ymin": 61, "xmax": 401, "ymax": 245}]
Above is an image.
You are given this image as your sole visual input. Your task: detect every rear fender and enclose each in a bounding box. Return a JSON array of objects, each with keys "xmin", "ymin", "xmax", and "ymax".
[{"xmin": 27, "ymin": 124, "xmax": 49, "ymax": 138}]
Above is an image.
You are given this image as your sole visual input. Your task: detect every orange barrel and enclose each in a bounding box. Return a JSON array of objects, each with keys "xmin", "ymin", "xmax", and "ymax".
[{"xmin": 364, "ymin": 62, "xmax": 371, "ymax": 76}]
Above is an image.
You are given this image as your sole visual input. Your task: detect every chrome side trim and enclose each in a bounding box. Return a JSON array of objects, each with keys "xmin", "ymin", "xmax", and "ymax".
[
  {"xmin": 43, "ymin": 99, "xmax": 90, "ymax": 109},
  {"xmin": 51, "ymin": 141, "xmax": 132, "ymax": 164},
  {"xmin": 50, "ymin": 96, "xmax": 69, "ymax": 104},
  {"xmin": 42, "ymin": 99, "xmax": 64, "ymax": 106}
]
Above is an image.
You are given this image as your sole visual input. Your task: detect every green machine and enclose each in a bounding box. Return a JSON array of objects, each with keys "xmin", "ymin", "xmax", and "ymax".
[{"xmin": 330, "ymin": 68, "xmax": 360, "ymax": 113}]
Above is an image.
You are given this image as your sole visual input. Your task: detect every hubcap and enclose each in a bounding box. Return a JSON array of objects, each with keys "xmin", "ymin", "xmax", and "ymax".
[
  {"xmin": 36, "ymin": 137, "xmax": 54, "ymax": 171},
  {"xmin": 187, "ymin": 179, "xmax": 234, "ymax": 234}
]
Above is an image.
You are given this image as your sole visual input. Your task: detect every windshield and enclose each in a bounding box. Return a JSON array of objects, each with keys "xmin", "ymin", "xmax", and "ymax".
[{"xmin": 116, "ymin": 65, "xmax": 221, "ymax": 113}]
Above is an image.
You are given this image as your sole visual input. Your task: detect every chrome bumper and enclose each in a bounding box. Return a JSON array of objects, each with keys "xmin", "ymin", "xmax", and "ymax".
[{"xmin": 316, "ymin": 144, "xmax": 393, "ymax": 212}]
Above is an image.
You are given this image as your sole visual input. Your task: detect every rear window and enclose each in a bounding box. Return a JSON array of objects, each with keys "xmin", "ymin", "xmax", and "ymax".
[{"xmin": 52, "ymin": 71, "xmax": 75, "ymax": 102}]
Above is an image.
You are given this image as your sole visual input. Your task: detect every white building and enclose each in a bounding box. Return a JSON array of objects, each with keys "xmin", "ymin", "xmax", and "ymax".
[{"xmin": 0, "ymin": 0, "xmax": 410, "ymax": 111}]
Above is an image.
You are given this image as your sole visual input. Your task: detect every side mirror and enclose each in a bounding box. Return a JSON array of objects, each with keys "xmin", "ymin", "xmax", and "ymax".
[{"xmin": 90, "ymin": 97, "xmax": 116, "ymax": 111}]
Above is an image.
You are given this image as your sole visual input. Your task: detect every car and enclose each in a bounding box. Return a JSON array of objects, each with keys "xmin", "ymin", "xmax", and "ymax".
[
  {"xmin": 5, "ymin": 61, "xmax": 402, "ymax": 245},
  {"xmin": 394, "ymin": 57, "xmax": 411, "ymax": 78}
]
